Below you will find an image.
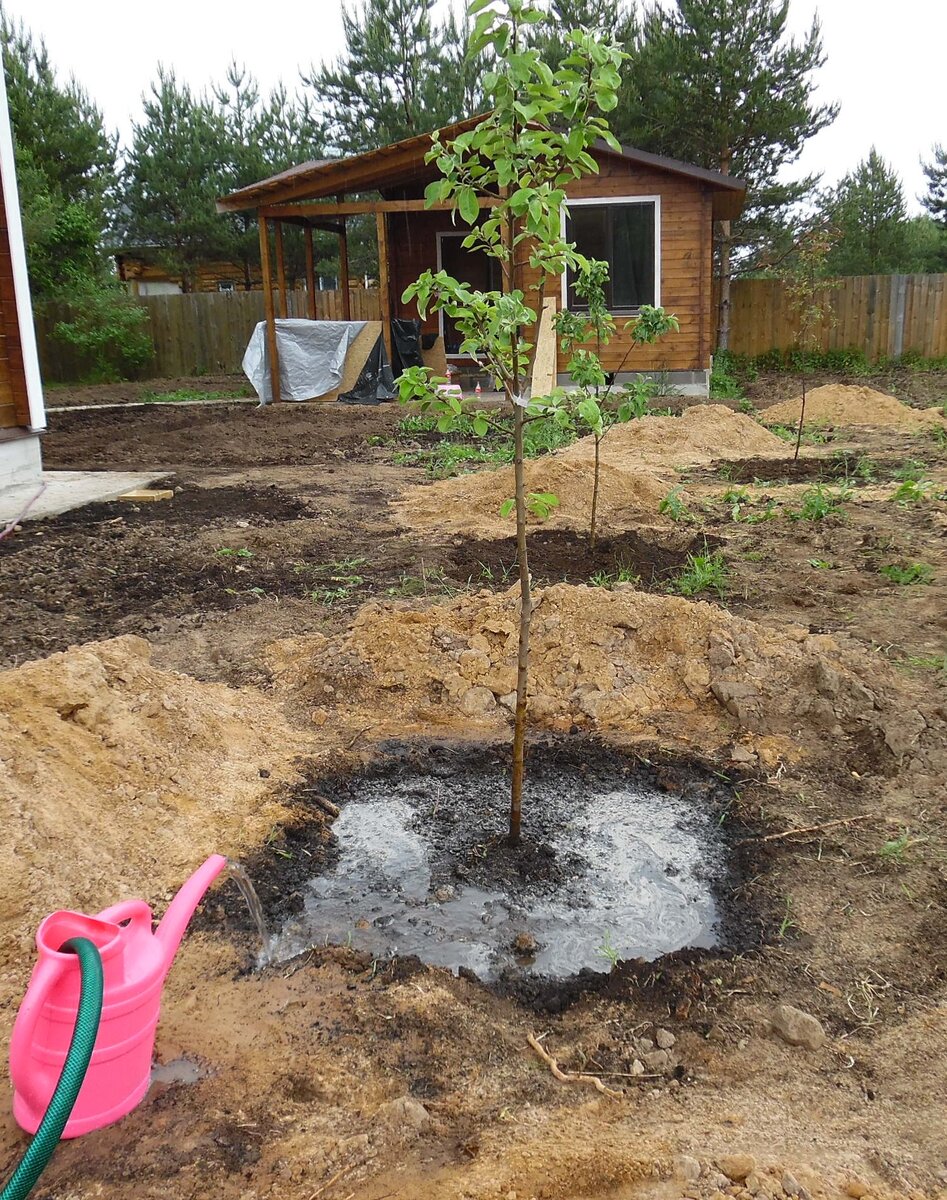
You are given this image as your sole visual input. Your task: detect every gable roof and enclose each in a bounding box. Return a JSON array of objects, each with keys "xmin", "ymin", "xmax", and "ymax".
[{"xmin": 216, "ymin": 117, "xmax": 746, "ymax": 220}]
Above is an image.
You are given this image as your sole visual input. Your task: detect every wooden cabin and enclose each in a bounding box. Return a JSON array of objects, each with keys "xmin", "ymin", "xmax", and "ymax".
[
  {"xmin": 0, "ymin": 73, "xmax": 44, "ymax": 492},
  {"xmin": 217, "ymin": 118, "xmax": 746, "ymax": 401}
]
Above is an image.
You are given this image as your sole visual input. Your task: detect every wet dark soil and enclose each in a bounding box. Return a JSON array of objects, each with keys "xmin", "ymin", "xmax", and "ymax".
[
  {"xmin": 205, "ymin": 738, "xmax": 774, "ymax": 1011},
  {"xmin": 449, "ymin": 528, "xmax": 722, "ymax": 588},
  {"xmin": 690, "ymin": 453, "xmax": 914, "ymax": 486}
]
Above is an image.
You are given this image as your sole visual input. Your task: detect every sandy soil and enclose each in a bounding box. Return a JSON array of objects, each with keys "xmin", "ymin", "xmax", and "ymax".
[
  {"xmin": 1, "ymin": 388, "xmax": 945, "ymax": 1200},
  {"xmin": 762, "ymin": 385, "xmax": 947, "ymax": 431}
]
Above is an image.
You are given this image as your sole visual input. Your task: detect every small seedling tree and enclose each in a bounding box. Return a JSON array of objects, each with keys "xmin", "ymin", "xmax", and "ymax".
[
  {"xmin": 554, "ymin": 266, "xmax": 678, "ymax": 548},
  {"xmin": 397, "ymin": 0, "xmax": 625, "ymax": 844},
  {"xmin": 783, "ymin": 226, "xmax": 835, "ymax": 460}
]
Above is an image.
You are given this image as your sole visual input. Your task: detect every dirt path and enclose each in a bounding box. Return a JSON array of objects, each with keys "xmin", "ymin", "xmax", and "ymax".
[{"xmin": 0, "ymin": 389, "xmax": 944, "ymax": 1199}]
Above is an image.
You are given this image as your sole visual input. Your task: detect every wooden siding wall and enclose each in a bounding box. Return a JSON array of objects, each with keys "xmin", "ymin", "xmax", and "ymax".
[
  {"xmin": 388, "ymin": 159, "xmax": 714, "ymax": 375},
  {"xmin": 717, "ymin": 274, "xmax": 947, "ymax": 361},
  {"xmin": 0, "ymin": 155, "xmax": 30, "ymax": 429},
  {"xmin": 35, "ymin": 288, "xmax": 381, "ymax": 383}
]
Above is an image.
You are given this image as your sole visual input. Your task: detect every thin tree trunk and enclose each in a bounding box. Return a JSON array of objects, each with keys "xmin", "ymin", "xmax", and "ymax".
[
  {"xmin": 509, "ymin": 398, "xmax": 531, "ymax": 846},
  {"xmin": 794, "ymin": 374, "xmax": 806, "ymax": 461},
  {"xmin": 589, "ymin": 433, "xmax": 601, "ymax": 551}
]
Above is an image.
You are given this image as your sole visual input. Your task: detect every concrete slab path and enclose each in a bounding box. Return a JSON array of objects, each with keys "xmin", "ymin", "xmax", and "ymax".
[{"xmin": 0, "ymin": 470, "xmax": 170, "ymax": 527}]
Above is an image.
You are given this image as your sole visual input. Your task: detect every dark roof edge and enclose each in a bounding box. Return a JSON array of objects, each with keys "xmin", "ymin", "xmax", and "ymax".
[{"xmin": 596, "ymin": 139, "xmax": 746, "ymax": 193}]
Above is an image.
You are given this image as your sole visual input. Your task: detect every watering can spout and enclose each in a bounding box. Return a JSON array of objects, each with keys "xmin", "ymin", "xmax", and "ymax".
[{"xmin": 154, "ymin": 854, "xmax": 228, "ymax": 969}]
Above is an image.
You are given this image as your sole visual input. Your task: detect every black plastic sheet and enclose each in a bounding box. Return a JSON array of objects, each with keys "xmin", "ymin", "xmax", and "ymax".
[{"xmin": 338, "ymin": 334, "xmax": 396, "ymax": 405}]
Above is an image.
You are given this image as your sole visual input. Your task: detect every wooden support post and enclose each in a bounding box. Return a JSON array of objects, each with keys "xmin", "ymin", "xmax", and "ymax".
[
  {"xmin": 338, "ymin": 217, "xmax": 351, "ymax": 320},
  {"xmin": 258, "ymin": 215, "xmax": 281, "ymax": 404},
  {"xmin": 376, "ymin": 210, "xmax": 392, "ymax": 362},
  {"xmin": 274, "ymin": 219, "xmax": 288, "ymax": 317},
  {"xmin": 304, "ymin": 225, "xmax": 317, "ymax": 319}
]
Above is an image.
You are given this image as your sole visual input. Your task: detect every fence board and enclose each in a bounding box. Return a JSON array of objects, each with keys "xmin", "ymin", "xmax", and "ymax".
[
  {"xmin": 35, "ymin": 275, "xmax": 947, "ymax": 384},
  {"xmin": 34, "ymin": 288, "xmax": 382, "ymax": 383},
  {"xmin": 712, "ymin": 274, "xmax": 947, "ymax": 361}
]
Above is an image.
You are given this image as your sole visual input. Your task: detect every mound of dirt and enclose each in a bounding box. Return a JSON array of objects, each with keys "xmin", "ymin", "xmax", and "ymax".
[
  {"xmin": 763, "ymin": 384, "xmax": 947, "ymax": 430},
  {"xmin": 394, "ymin": 406, "xmax": 790, "ymax": 537},
  {"xmin": 268, "ymin": 584, "xmax": 935, "ymax": 768},
  {"xmin": 0, "ymin": 636, "xmax": 310, "ymax": 971}
]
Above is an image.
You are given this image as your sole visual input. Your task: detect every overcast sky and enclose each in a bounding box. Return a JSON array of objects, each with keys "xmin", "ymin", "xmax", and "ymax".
[{"xmin": 7, "ymin": 0, "xmax": 944, "ymax": 213}]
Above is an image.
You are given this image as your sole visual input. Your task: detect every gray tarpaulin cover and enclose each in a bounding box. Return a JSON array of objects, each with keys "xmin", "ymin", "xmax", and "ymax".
[{"xmin": 243, "ymin": 318, "xmax": 367, "ymax": 404}]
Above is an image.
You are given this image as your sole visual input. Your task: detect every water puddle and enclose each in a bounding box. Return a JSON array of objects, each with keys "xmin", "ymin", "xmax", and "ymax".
[
  {"xmin": 149, "ymin": 1055, "xmax": 211, "ymax": 1095},
  {"xmin": 271, "ymin": 755, "xmax": 729, "ymax": 981}
]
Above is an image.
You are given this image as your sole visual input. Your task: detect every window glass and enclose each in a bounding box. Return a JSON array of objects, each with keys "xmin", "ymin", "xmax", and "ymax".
[{"xmin": 566, "ymin": 201, "xmax": 656, "ymax": 310}]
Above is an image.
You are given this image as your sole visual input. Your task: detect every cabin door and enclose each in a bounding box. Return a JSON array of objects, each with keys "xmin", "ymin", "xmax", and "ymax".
[{"xmin": 436, "ymin": 232, "xmax": 501, "ymax": 358}]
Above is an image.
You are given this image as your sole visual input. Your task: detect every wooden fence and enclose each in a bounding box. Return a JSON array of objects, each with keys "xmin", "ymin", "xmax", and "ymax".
[
  {"xmin": 720, "ymin": 273, "xmax": 947, "ymax": 361},
  {"xmin": 34, "ymin": 287, "xmax": 382, "ymax": 383},
  {"xmin": 33, "ymin": 273, "xmax": 947, "ymax": 383}
]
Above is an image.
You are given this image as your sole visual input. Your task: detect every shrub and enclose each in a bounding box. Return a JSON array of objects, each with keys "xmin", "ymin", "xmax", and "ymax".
[{"xmin": 50, "ymin": 282, "xmax": 153, "ymax": 382}]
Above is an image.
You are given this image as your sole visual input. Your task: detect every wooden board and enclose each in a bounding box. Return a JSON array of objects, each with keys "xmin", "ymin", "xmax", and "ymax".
[
  {"xmin": 317, "ymin": 321, "xmax": 385, "ymax": 402},
  {"xmin": 530, "ymin": 296, "xmax": 558, "ymax": 397},
  {"xmin": 421, "ymin": 335, "xmax": 447, "ymax": 379}
]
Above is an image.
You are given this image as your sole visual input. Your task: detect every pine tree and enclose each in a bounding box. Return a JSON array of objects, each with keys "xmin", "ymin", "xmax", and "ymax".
[
  {"xmin": 1, "ymin": 8, "xmax": 116, "ymax": 297},
  {"xmin": 616, "ymin": 0, "xmax": 837, "ymax": 349},
  {"xmin": 214, "ymin": 65, "xmax": 329, "ymax": 289},
  {"xmin": 121, "ymin": 69, "xmax": 230, "ymax": 291},
  {"xmin": 921, "ymin": 144, "xmax": 947, "ymax": 226},
  {"xmin": 821, "ymin": 149, "xmax": 910, "ymax": 276},
  {"xmin": 304, "ymin": 0, "xmax": 478, "ymax": 155}
]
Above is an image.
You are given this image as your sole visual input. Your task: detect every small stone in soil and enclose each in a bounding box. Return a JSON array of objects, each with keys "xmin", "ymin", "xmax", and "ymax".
[{"xmin": 770, "ymin": 1004, "xmax": 826, "ymax": 1051}]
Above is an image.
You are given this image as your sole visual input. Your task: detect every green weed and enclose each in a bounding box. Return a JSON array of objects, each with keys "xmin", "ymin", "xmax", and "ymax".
[
  {"xmin": 891, "ymin": 459, "xmax": 928, "ymax": 481},
  {"xmin": 596, "ymin": 930, "xmax": 621, "ymax": 969},
  {"xmin": 879, "ymin": 829, "xmax": 925, "ymax": 862},
  {"xmin": 670, "ymin": 549, "xmax": 729, "ymax": 598},
  {"xmin": 216, "ymin": 547, "xmax": 254, "ymax": 559},
  {"xmin": 306, "ymin": 556, "xmax": 367, "ymax": 604},
  {"xmin": 879, "ymin": 562, "xmax": 934, "ymax": 585},
  {"xmin": 890, "ymin": 477, "xmax": 934, "ymax": 504},
  {"xmin": 588, "ymin": 565, "xmax": 640, "ymax": 589},
  {"xmin": 788, "ymin": 484, "xmax": 850, "ymax": 521},
  {"xmin": 658, "ymin": 484, "xmax": 692, "ymax": 522}
]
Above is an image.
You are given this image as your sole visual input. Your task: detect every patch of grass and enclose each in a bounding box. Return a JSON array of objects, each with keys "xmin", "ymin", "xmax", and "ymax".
[
  {"xmin": 879, "ymin": 561, "xmax": 934, "ymax": 585},
  {"xmin": 669, "ymin": 548, "xmax": 729, "ymax": 598},
  {"xmin": 879, "ymin": 829, "xmax": 925, "ymax": 862},
  {"xmin": 767, "ymin": 422, "xmax": 831, "ymax": 445},
  {"xmin": 596, "ymin": 930, "xmax": 621, "ymax": 969},
  {"xmin": 930, "ymin": 425, "xmax": 947, "ymax": 448},
  {"xmin": 394, "ymin": 442, "xmax": 508, "ymax": 479},
  {"xmin": 900, "ymin": 653, "xmax": 946, "ymax": 673},
  {"xmin": 303, "ymin": 556, "xmax": 367, "ymax": 604},
  {"xmin": 385, "ymin": 564, "xmax": 462, "ymax": 598},
  {"xmin": 891, "ymin": 458, "xmax": 928, "ymax": 481},
  {"xmin": 141, "ymin": 387, "xmax": 247, "ymax": 404},
  {"xmin": 832, "ymin": 450, "xmax": 876, "ymax": 482},
  {"xmin": 710, "ymin": 353, "xmax": 746, "ymax": 401},
  {"xmin": 808, "ymin": 558, "xmax": 835, "ymax": 569},
  {"xmin": 777, "ymin": 896, "xmax": 796, "ymax": 940},
  {"xmin": 588, "ymin": 565, "xmax": 640, "ymax": 589},
  {"xmin": 216, "ymin": 546, "xmax": 254, "ymax": 559}
]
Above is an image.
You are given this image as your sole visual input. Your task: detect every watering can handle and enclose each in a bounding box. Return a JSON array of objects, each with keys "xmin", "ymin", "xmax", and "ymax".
[
  {"xmin": 9, "ymin": 955, "xmax": 72, "ymax": 1112},
  {"xmin": 96, "ymin": 899, "xmax": 154, "ymax": 931}
]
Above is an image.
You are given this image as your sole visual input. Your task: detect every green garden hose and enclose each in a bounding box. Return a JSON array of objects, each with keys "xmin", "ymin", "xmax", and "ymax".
[{"xmin": 1, "ymin": 937, "xmax": 103, "ymax": 1200}]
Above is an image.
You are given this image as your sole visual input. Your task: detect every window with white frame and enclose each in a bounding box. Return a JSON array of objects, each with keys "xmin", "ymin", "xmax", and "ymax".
[{"xmin": 563, "ymin": 197, "xmax": 659, "ymax": 312}]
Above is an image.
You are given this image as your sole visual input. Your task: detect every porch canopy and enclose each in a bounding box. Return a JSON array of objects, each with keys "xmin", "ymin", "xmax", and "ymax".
[{"xmin": 216, "ymin": 118, "xmax": 745, "ymax": 402}]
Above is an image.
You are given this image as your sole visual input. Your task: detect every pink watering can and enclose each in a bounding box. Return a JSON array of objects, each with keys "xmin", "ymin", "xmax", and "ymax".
[{"xmin": 9, "ymin": 855, "xmax": 227, "ymax": 1139}]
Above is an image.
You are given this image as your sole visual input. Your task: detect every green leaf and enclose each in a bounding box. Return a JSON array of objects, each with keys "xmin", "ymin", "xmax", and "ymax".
[
  {"xmin": 500, "ymin": 498, "xmax": 516, "ymax": 519},
  {"xmin": 458, "ymin": 187, "xmax": 480, "ymax": 225}
]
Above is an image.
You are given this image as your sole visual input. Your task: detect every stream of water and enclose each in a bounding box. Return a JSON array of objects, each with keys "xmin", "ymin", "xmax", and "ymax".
[{"xmin": 225, "ymin": 860, "xmax": 273, "ymax": 966}]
